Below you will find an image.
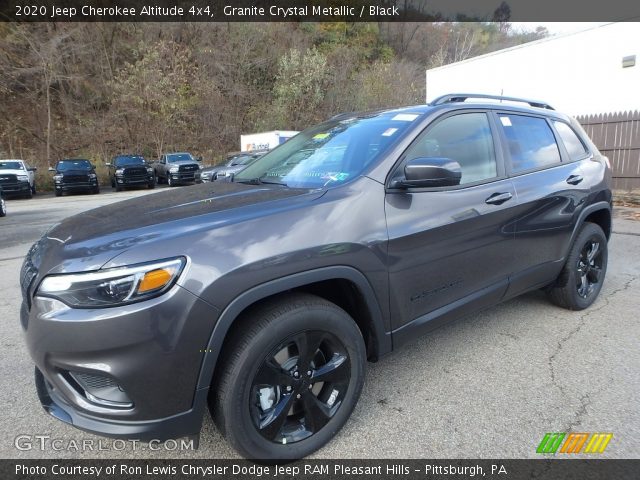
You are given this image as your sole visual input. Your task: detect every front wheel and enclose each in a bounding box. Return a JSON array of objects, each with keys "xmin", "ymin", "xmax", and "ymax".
[
  {"xmin": 211, "ymin": 293, "xmax": 366, "ymax": 460},
  {"xmin": 0, "ymin": 198, "xmax": 6, "ymax": 217},
  {"xmin": 547, "ymin": 222, "xmax": 608, "ymax": 310}
]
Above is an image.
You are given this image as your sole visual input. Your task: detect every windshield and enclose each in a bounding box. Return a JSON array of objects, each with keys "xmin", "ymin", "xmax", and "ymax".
[
  {"xmin": 0, "ymin": 161, "xmax": 24, "ymax": 170},
  {"xmin": 167, "ymin": 153, "xmax": 193, "ymax": 163},
  {"xmin": 235, "ymin": 111, "xmax": 421, "ymax": 188},
  {"xmin": 57, "ymin": 160, "xmax": 92, "ymax": 171},
  {"xmin": 115, "ymin": 156, "xmax": 145, "ymax": 166}
]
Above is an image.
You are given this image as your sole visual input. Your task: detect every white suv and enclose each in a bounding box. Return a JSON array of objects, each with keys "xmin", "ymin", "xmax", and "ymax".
[{"xmin": 0, "ymin": 159, "xmax": 37, "ymax": 198}]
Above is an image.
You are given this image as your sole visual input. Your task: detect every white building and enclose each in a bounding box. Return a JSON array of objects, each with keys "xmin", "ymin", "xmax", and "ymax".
[{"xmin": 425, "ymin": 23, "xmax": 640, "ymax": 116}]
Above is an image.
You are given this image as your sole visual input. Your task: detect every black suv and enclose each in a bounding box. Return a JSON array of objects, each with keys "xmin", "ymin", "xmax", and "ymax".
[
  {"xmin": 50, "ymin": 159, "xmax": 100, "ymax": 196},
  {"xmin": 106, "ymin": 155, "xmax": 155, "ymax": 191},
  {"xmin": 21, "ymin": 94, "xmax": 611, "ymax": 460}
]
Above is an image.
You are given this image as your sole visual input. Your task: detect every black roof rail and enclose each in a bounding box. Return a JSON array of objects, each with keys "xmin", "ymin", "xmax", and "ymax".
[{"xmin": 429, "ymin": 93, "xmax": 554, "ymax": 110}]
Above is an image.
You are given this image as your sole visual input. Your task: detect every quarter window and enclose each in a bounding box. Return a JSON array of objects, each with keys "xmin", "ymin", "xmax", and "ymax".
[
  {"xmin": 553, "ymin": 121, "xmax": 589, "ymax": 160},
  {"xmin": 404, "ymin": 113, "xmax": 497, "ymax": 185},
  {"xmin": 499, "ymin": 115, "xmax": 561, "ymax": 172}
]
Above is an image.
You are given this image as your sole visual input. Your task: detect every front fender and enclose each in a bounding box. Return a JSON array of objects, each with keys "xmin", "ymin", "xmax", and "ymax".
[{"xmin": 195, "ymin": 265, "xmax": 392, "ymax": 389}]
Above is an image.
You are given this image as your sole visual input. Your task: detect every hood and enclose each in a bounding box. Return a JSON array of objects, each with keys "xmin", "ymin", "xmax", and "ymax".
[
  {"xmin": 33, "ymin": 182, "xmax": 323, "ymax": 275},
  {"xmin": 0, "ymin": 169, "xmax": 27, "ymax": 177},
  {"xmin": 167, "ymin": 160, "xmax": 199, "ymax": 166}
]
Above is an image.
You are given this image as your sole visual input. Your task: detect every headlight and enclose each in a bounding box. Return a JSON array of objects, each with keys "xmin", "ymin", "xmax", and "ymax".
[
  {"xmin": 53, "ymin": 175, "xmax": 63, "ymax": 183},
  {"xmin": 169, "ymin": 166, "xmax": 179, "ymax": 173},
  {"xmin": 115, "ymin": 169, "xmax": 125, "ymax": 175},
  {"xmin": 36, "ymin": 257, "xmax": 185, "ymax": 308},
  {"xmin": 89, "ymin": 173, "xmax": 97, "ymax": 179},
  {"xmin": 17, "ymin": 174, "xmax": 29, "ymax": 181},
  {"xmin": 146, "ymin": 167, "xmax": 153, "ymax": 174}
]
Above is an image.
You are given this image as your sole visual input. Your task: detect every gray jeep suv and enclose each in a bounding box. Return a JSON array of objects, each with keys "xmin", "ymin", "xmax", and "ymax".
[{"xmin": 21, "ymin": 94, "xmax": 612, "ymax": 460}]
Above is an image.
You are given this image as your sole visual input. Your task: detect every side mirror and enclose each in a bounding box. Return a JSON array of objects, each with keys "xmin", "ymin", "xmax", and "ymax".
[
  {"xmin": 392, "ymin": 157, "xmax": 462, "ymax": 189},
  {"xmin": 28, "ymin": 167, "xmax": 37, "ymax": 172},
  {"xmin": 196, "ymin": 156, "xmax": 203, "ymax": 162},
  {"xmin": 48, "ymin": 167, "xmax": 56, "ymax": 172}
]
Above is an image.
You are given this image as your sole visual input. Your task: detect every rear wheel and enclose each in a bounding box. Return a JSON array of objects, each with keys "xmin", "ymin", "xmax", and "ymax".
[
  {"xmin": 547, "ymin": 223, "xmax": 608, "ymax": 310},
  {"xmin": 211, "ymin": 293, "xmax": 366, "ymax": 460}
]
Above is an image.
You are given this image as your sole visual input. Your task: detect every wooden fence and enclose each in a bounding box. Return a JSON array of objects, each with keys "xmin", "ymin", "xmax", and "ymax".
[{"xmin": 577, "ymin": 111, "xmax": 640, "ymax": 192}]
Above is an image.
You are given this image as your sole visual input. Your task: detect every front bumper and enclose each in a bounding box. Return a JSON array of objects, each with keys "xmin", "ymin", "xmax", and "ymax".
[
  {"xmin": 0, "ymin": 181, "xmax": 30, "ymax": 195},
  {"xmin": 169, "ymin": 172, "xmax": 200, "ymax": 184},
  {"xmin": 35, "ymin": 367, "xmax": 209, "ymax": 441},
  {"xmin": 56, "ymin": 181, "xmax": 98, "ymax": 192},
  {"xmin": 116, "ymin": 175, "xmax": 154, "ymax": 186},
  {"xmin": 23, "ymin": 284, "xmax": 220, "ymax": 440}
]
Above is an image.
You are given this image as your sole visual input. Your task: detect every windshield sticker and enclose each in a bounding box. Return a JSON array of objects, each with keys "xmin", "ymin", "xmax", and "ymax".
[
  {"xmin": 313, "ymin": 133, "xmax": 330, "ymax": 140},
  {"xmin": 382, "ymin": 128, "xmax": 398, "ymax": 137},
  {"xmin": 392, "ymin": 113, "xmax": 419, "ymax": 122},
  {"xmin": 500, "ymin": 116, "xmax": 512, "ymax": 127}
]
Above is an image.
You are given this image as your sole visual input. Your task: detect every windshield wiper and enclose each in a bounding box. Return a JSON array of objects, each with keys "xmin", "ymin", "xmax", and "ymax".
[{"xmin": 235, "ymin": 177, "xmax": 287, "ymax": 186}]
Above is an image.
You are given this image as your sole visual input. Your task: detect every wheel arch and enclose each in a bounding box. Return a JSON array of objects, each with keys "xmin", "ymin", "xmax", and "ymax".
[
  {"xmin": 196, "ymin": 266, "xmax": 391, "ymax": 390},
  {"xmin": 570, "ymin": 200, "xmax": 611, "ymax": 242}
]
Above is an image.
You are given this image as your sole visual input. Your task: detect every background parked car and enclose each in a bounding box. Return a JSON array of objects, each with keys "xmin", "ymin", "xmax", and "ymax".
[
  {"xmin": 106, "ymin": 155, "xmax": 155, "ymax": 191},
  {"xmin": 152, "ymin": 152, "xmax": 201, "ymax": 186},
  {"xmin": 0, "ymin": 186, "xmax": 6, "ymax": 217},
  {"xmin": 0, "ymin": 159, "xmax": 37, "ymax": 198},
  {"xmin": 201, "ymin": 151, "xmax": 267, "ymax": 183},
  {"xmin": 49, "ymin": 159, "xmax": 100, "ymax": 196}
]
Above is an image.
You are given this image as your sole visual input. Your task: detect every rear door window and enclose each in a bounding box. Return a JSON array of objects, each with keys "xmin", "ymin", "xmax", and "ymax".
[
  {"xmin": 553, "ymin": 121, "xmax": 589, "ymax": 160},
  {"xmin": 498, "ymin": 114, "xmax": 561, "ymax": 173}
]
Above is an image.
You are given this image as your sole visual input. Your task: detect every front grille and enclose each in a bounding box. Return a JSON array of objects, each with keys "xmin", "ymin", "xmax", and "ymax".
[
  {"xmin": 179, "ymin": 164, "xmax": 198, "ymax": 173},
  {"xmin": 64, "ymin": 174, "xmax": 89, "ymax": 183},
  {"xmin": 0, "ymin": 174, "xmax": 18, "ymax": 185},
  {"xmin": 123, "ymin": 166, "xmax": 147, "ymax": 176},
  {"xmin": 20, "ymin": 248, "xmax": 38, "ymax": 309}
]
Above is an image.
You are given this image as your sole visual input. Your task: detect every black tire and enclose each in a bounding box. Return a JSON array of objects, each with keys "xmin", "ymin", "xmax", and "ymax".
[
  {"xmin": 0, "ymin": 198, "xmax": 6, "ymax": 217},
  {"xmin": 92, "ymin": 186, "xmax": 100, "ymax": 194},
  {"xmin": 31, "ymin": 183, "xmax": 36, "ymax": 195},
  {"xmin": 54, "ymin": 189, "xmax": 62, "ymax": 197},
  {"xmin": 24, "ymin": 188, "xmax": 33, "ymax": 199},
  {"xmin": 211, "ymin": 293, "xmax": 366, "ymax": 461},
  {"xmin": 547, "ymin": 222, "xmax": 608, "ymax": 310},
  {"xmin": 148, "ymin": 180, "xmax": 156, "ymax": 189},
  {"xmin": 115, "ymin": 184, "xmax": 122, "ymax": 192},
  {"xmin": 168, "ymin": 175, "xmax": 174, "ymax": 187}
]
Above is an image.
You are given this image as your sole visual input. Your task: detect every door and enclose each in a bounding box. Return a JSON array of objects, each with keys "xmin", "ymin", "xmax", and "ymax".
[
  {"xmin": 493, "ymin": 113, "xmax": 591, "ymax": 296},
  {"xmin": 385, "ymin": 111, "xmax": 519, "ymax": 339}
]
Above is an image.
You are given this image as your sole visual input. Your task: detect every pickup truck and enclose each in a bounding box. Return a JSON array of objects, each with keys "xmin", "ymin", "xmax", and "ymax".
[
  {"xmin": 152, "ymin": 152, "xmax": 201, "ymax": 187},
  {"xmin": 0, "ymin": 159, "xmax": 37, "ymax": 198}
]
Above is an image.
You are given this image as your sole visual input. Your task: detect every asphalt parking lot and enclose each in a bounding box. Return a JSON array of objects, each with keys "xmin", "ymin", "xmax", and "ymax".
[{"xmin": 0, "ymin": 189, "xmax": 638, "ymax": 459}]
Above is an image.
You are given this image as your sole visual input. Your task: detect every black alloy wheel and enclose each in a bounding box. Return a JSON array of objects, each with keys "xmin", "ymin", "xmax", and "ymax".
[
  {"xmin": 547, "ymin": 222, "xmax": 608, "ymax": 310},
  {"xmin": 250, "ymin": 330, "xmax": 350, "ymax": 445},
  {"xmin": 576, "ymin": 238, "xmax": 604, "ymax": 299},
  {"xmin": 212, "ymin": 293, "xmax": 366, "ymax": 460}
]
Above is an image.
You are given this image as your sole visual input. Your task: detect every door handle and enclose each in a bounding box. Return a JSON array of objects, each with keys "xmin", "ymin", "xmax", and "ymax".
[
  {"xmin": 485, "ymin": 192, "xmax": 513, "ymax": 205},
  {"xmin": 566, "ymin": 174, "xmax": 583, "ymax": 185}
]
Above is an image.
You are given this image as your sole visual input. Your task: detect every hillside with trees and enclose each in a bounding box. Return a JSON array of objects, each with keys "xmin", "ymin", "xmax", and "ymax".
[{"xmin": 0, "ymin": 22, "xmax": 546, "ymax": 188}]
